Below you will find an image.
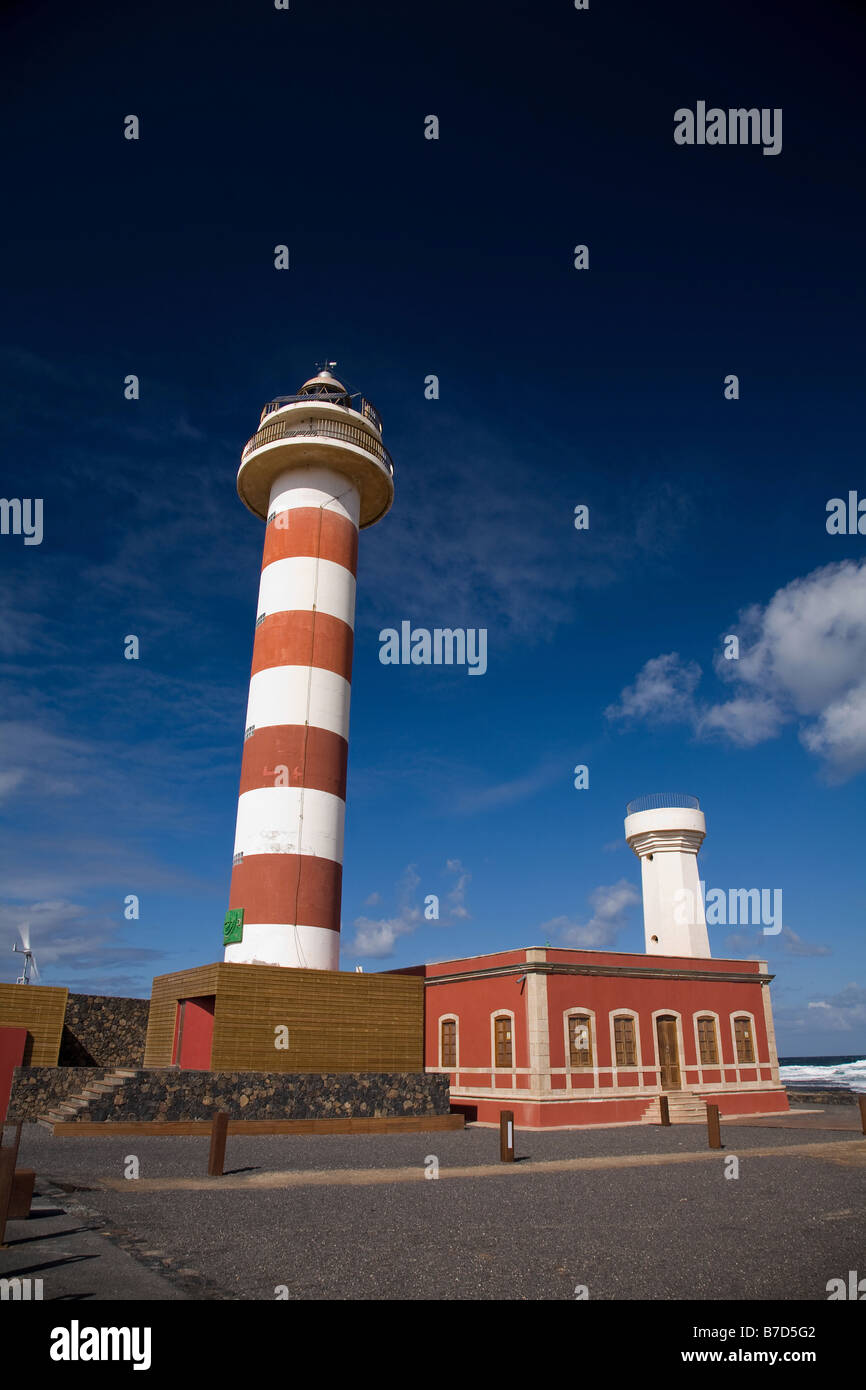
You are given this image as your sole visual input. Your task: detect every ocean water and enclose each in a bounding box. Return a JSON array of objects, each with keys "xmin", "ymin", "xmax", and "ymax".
[{"xmin": 777, "ymin": 1055, "xmax": 866, "ymax": 1091}]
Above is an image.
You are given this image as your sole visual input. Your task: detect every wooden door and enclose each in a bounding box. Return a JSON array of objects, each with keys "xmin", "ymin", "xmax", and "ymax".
[
  {"xmin": 656, "ymin": 1016, "xmax": 681, "ymax": 1090},
  {"xmin": 172, "ymin": 997, "xmax": 215, "ymax": 1069},
  {"xmin": 178, "ymin": 996, "xmax": 215, "ymax": 1069}
]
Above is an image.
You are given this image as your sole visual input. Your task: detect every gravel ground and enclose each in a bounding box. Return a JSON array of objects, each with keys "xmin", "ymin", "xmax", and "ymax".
[
  {"xmin": 14, "ymin": 1118, "xmax": 860, "ymax": 1184},
  {"xmin": 2, "ymin": 1121, "xmax": 863, "ymax": 1301}
]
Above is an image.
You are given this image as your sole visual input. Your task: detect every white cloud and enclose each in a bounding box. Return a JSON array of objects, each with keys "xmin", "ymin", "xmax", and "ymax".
[
  {"xmin": 0, "ymin": 770, "xmax": 26, "ymax": 801},
  {"xmin": 0, "ymin": 897, "xmax": 161, "ymax": 989},
  {"xmin": 725, "ymin": 562, "xmax": 866, "ymax": 714},
  {"xmin": 697, "ymin": 695, "xmax": 787, "ymax": 746},
  {"xmin": 350, "ymin": 917, "xmax": 417, "ymax": 959},
  {"xmin": 800, "ymin": 985, "xmax": 866, "ymax": 1032},
  {"xmin": 453, "ymin": 758, "xmax": 564, "ymax": 815},
  {"xmin": 605, "ymin": 653, "xmax": 702, "ymax": 726},
  {"xmin": 444, "ymin": 859, "xmax": 471, "ymax": 920},
  {"xmin": 799, "ymin": 683, "xmax": 866, "ymax": 773},
  {"xmin": 348, "ymin": 859, "xmax": 472, "ymax": 959},
  {"xmin": 722, "ymin": 926, "xmax": 831, "ymax": 960},
  {"xmin": 607, "ymin": 560, "xmax": 866, "ymax": 780},
  {"xmin": 348, "ymin": 865, "xmax": 422, "ymax": 959},
  {"xmin": 541, "ymin": 879, "xmax": 640, "ymax": 949},
  {"xmin": 780, "ymin": 928, "xmax": 832, "ymax": 958}
]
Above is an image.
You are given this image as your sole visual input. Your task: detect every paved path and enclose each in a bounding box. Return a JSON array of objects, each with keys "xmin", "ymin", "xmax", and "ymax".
[
  {"xmin": 735, "ymin": 1108, "xmax": 862, "ymax": 1132},
  {"xmin": 0, "ymin": 1185, "xmax": 193, "ymax": 1301},
  {"xmin": 14, "ymin": 1115, "xmax": 861, "ymax": 1181},
  {"xmin": 95, "ymin": 1137, "xmax": 866, "ymax": 1191}
]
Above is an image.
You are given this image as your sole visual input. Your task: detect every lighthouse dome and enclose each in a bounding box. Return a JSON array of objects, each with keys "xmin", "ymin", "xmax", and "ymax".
[{"xmin": 297, "ymin": 368, "xmax": 349, "ymax": 398}]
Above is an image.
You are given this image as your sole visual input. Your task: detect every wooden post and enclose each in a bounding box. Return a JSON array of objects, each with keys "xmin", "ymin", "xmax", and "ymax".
[
  {"xmin": 207, "ymin": 1111, "xmax": 229, "ymax": 1176},
  {"xmin": 0, "ymin": 1150, "xmax": 15, "ymax": 1249},
  {"xmin": 499, "ymin": 1110, "xmax": 515, "ymax": 1162},
  {"xmin": 0, "ymin": 1122, "xmax": 23, "ymax": 1248},
  {"xmin": 2, "ymin": 1121, "xmax": 23, "ymax": 1162},
  {"xmin": 659, "ymin": 1095, "xmax": 671, "ymax": 1126},
  {"xmin": 858, "ymin": 1094, "xmax": 866, "ymax": 1135},
  {"xmin": 706, "ymin": 1102, "xmax": 722, "ymax": 1149}
]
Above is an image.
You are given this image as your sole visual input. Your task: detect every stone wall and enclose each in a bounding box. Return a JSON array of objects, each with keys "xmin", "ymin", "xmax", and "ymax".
[
  {"xmin": 8, "ymin": 1067, "xmax": 112, "ymax": 1120},
  {"xmin": 59, "ymin": 994, "xmax": 149, "ymax": 1068},
  {"xmin": 10, "ymin": 1069, "xmax": 450, "ymax": 1123},
  {"xmin": 787, "ymin": 1088, "xmax": 858, "ymax": 1107}
]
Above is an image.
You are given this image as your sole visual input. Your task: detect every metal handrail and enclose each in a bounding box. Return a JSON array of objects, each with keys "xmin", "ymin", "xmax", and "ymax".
[
  {"xmin": 626, "ymin": 793, "xmax": 700, "ymax": 815},
  {"xmin": 259, "ymin": 393, "xmax": 383, "ymax": 434},
  {"xmin": 242, "ymin": 414, "xmax": 395, "ymax": 476}
]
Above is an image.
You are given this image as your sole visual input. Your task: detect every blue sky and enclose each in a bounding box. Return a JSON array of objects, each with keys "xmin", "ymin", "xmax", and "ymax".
[{"xmin": 0, "ymin": 0, "xmax": 864, "ymax": 1052}]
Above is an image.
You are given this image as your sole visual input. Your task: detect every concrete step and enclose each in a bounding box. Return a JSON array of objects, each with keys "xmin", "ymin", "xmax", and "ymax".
[
  {"xmin": 35, "ymin": 1070, "xmax": 135, "ymax": 1128},
  {"xmin": 643, "ymin": 1093, "xmax": 714, "ymax": 1124}
]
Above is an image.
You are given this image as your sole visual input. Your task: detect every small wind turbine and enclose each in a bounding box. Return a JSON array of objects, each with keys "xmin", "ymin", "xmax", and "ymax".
[{"xmin": 12, "ymin": 923, "xmax": 39, "ymax": 984}]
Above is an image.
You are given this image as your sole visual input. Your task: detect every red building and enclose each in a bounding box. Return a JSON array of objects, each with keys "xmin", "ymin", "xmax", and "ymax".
[{"xmin": 405, "ymin": 945, "xmax": 788, "ymax": 1128}]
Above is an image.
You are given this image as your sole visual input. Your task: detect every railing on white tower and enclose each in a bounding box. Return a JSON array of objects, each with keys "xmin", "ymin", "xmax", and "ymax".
[
  {"xmin": 242, "ymin": 414, "xmax": 395, "ymax": 476},
  {"xmin": 626, "ymin": 793, "xmax": 700, "ymax": 816},
  {"xmin": 258, "ymin": 391, "xmax": 383, "ymax": 433}
]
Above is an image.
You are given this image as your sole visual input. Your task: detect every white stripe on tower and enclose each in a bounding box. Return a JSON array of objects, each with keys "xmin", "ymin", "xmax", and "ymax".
[
  {"xmin": 226, "ymin": 464, "xmax": 360, "ymax": 971},
  {"xmin": 245, "ymin": 666, "xmax": 351, "ymax": 739},
  {"xmin": 257, "ymin": 558, "xmax": 356, "ymax": 627}
]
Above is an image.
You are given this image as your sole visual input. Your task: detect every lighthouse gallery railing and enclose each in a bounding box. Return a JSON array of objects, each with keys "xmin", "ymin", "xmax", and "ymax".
[{"xmin": 242, "ymin": 414, "xmax": 394, "ymax": 477}]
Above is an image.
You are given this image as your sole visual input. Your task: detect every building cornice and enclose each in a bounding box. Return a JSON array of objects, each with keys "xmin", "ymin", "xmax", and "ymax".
[{"xmin": 425, "ymin": 961, "xmax": 774, "ymax": 987}]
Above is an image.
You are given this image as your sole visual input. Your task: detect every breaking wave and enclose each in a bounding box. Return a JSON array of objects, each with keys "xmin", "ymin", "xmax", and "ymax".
[{"xmin": 778, "ymin": 1056, "xmax": 866, "ymax": 1091}]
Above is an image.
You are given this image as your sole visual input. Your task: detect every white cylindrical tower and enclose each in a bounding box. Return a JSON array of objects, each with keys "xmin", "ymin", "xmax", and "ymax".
[
  {"xmin": 225, "ymin": 367, "xmax": 395, "ymax": 970},
  {"xmin": 624, "ymin": 794, "xmax": 711, "ymax": 958}
]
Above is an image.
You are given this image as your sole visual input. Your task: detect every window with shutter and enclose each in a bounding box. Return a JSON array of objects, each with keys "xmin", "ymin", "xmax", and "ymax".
[
  {"xmin": 568, "ymin": 1014, "xmax": 593, "ymax": 1067},
  {"xmin": 697, "ymin": 1016, "xmax": 718, "ymax": 1065},
  {"xmin": 494, "ymin": 1015, "xmax": 513, "ymax": 1068},
  {"xmin": 613, "ymin": 1015, "xmax": 637, "ymax": 1066},
  {"xmin": 734, "ymin": 1017, "xmax": 755, "ymax": 1063}
]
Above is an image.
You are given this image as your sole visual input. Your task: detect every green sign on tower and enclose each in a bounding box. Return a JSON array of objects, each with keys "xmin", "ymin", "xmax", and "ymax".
[{"xmin": 223, "ymin": 908, "xmax": 244, "ymax": 946}]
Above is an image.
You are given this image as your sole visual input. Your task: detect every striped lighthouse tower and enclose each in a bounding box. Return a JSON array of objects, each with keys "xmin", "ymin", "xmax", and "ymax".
[{"xmin": 225, "ymin": 367, "xmax": 395, "ymax": 970}]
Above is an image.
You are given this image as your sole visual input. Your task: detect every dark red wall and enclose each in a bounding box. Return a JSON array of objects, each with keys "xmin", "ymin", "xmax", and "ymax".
[
  {"xmin": 423, "ymin": 949, "xmax": 770, "ymax": 1084},
  {"xmin": 0, "ymin": 1027, "xmax": 28, "ymax": 1122}
]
